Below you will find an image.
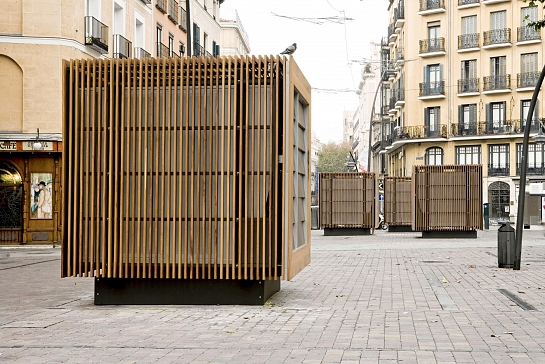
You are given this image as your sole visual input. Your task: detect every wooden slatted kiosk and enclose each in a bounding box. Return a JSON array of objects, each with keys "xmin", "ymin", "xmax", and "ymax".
[
  {"xmin": 384, "ymin": 177, "xmax": 413, "ymax": 232},
  {"xmin": 412, "ymin": 165, "xmax": 483, "ymax": 238},
  {"xmin": 318, "ymin": 172, "xmax": 378, "ymax": 235},
  {"xmin": 61, "ymin": 55, "xmax": 311, "ymax": 305}
]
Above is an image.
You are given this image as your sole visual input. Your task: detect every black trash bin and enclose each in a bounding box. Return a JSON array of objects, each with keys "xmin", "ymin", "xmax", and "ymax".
[{"xmin": 498, "ymin": 221, "xmax": 515, "ymax": 268}]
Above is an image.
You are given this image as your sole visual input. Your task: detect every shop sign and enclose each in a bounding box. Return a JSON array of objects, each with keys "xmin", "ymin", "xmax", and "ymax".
[
  {"xmin": 0, "ymin": 141, "xmax": 17, "ymax": 150},
  {"xmin": 22, "ymin": 141, "xmax": 54, "ymax": 151}
]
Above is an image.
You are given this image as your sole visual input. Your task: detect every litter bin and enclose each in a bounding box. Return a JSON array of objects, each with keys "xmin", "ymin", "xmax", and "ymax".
[
  {"xmin": 483, "ymin": 203, "xmax": 489, "ymax": 230},
  {"xmin": 498, "ymin": 220, "xmax": 515, "ymax": 268},
  {"xmin": 311, "ymin": 206, "xmax": 319, "ymax": 230}
]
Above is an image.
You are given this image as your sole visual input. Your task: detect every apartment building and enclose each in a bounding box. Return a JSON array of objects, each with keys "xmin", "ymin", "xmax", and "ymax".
[
  {"xmin": 219, "ymin": 8, "xmax": 251, "ymax": 56},
  {"xmin": 376, "ymin": 0, "xmax": 545, "ymax": 225}
]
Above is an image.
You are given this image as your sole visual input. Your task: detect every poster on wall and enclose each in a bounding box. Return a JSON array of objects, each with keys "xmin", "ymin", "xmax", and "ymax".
[{"xmin": 30, "ymin": 173, "xmax": 53, "ymax": 219}]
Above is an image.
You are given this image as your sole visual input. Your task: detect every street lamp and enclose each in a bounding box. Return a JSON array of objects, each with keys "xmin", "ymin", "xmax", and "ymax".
[
  {"xmin": 514, "ymin": 63, "xmax": 545, "ymax": 270},
  {"xmin": 33, "ymin": 128, "xmax": 43, "ymax": 150}
]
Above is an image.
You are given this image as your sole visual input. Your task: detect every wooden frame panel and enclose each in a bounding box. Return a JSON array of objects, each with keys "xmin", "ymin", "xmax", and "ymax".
[
  {"xmin": 384, "ymin": 177, "xmax": 412, "ymax": 226},
  {"xmin": 62, "ymin": 56, "xmax": 311, "ymax": 281}
]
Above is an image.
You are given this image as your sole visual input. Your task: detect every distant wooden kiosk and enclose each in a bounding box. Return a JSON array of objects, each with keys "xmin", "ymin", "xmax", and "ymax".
[
  {"xmin": 318, "ymin": 172, "xmax": 378, "ymax": 235},
  {"xmin": 61, "ymin": 55, "xmax": 311, "ymax": 305},
  {"xmin": 412, "ymin": 165, "xmax": 483, "ymax": 238},
  {"xmin": 384, "ymin": 177, "xmax": 412, "ymax": 232}
]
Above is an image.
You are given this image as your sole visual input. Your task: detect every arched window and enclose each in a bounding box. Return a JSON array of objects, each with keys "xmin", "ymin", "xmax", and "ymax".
[
  {"xmin": 0, "ymin": 161, "xmax": 22, "ymax": 185},
  {"xmin": 489, "ymin": 181, "xmax": 510, "ymax": 220},
  {"xmin": 425, "ymin": 147, "xmax": 443, "ymax": 165}
]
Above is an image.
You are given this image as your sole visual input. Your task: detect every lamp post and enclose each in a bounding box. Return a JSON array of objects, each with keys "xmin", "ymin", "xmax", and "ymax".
[{"xmin": 513, "ymin": 63, "xmax": 545, "ymax": 270}]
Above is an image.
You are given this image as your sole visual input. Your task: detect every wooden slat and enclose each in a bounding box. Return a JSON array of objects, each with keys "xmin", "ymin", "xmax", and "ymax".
[{"xmin": 62, "ymin": 56, "xmax": 312, "ymax": 281}]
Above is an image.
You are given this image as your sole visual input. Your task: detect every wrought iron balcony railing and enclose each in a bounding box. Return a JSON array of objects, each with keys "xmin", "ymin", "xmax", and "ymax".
[
  {"xmin": 513, "ymin": 118, "xmax": 542, "ymax": 133},
  {"xmin": 179, "ymin": 8, "xmax": 187, "ymax": 31},
  {"xmin": 381, "ymin": 105, "xmax": 389, "ymax": 116},
  {"xmin": 458, "ymin": 33, "xmax": 479, "ymax": 49},
  {"xmin": 85, "ymin": 16, "xmax": 108, "ymax": 53},
  {"xmin": 134, "ymin": 47, "xmax": 151, "ymax": 59},
  {"xmin": 156, "ymin": 0, "xmax": 167, "ymax": 13},
  {"xmin": 396, "ymin": 88, "xmax": 405, "ymax": 101},
  {"xmin": 389, "ymin": 96, "xmax": 396, "ymax": 111},
  {"xmin": 458, "ymin": 0, "xmax": 479, "ymax": 5},
  {"xmin": 451, "ymin": 122, "xmax": 486, "ymax": 136},
  {"xmin": 113, "ymin": 34, "xmax": 131, "ymax": 59},
  {"xmin": 419, "ymin": 37, "xmax": 445, "ymax": 53},
  {"xmin": 388, "ymin": 23, "xmax": 395, "ymax": 39},
  {"xmin": 419, "ymin": 81, "xmax": 445, "ymax": 96},
  {"xmin": 390, "ymin": 124, "xmax": 448, "ymax": 141},
  {"xmin": 157, "ymin": 42, "xmax": 169, "ymax": 58},
  {"xmin": 394, "ymin": 3, "xmax": 405, "ymax": 24},
  {"xmin": 488, "ymin": 164, "xmax": 510, "ymax": 177},
  {"xmin": 483, "ymin": 28, "xmax": 511, "ymax": 46},
  {"xmin": 517, "ymin": 163, "xmax": 545, "ymax": 176},
  {"xmin": 518, "ymin": 72, "xmax": 540, "ymax": 88},
  {"xmin": 395, "ymin": 47, "xmax": 404, "ymax": 62},
  {"xmin": 419, "ymin": 0, "xmax": 444, "ymax": 11},
  {"xmin": 483, "ymin": 75, "xmax": 511, "ymax": 91},
  {"xmin": 168, "ymin": 0, "xmax": 178, "ymax": 24},
  {"xmin": 458, "ymin": 78, "xmax": 479, "ymax": 93},
  {"xmin": 517, "ymin": 26, "xmax": 541, "ymax": 42}
]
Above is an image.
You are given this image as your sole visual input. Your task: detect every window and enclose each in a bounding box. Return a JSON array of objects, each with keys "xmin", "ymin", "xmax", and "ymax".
[
  {"xmin": 460, "ymin": 60, "xmax": 477, "ymax": 92},
  {"xmin": 179, "ymin": 41, "xmax": 185, "ymax": 56},
  {"xmin": 461, "ymin": 15, "xmax": 476, "ymax": 36},
  {"xmin": 424, "ymin": 107, "xmax": 440, "ymax": 137},
  {"xmin": 521, "ymin": 99, "xmax": 539, "ymax": 130},
  {"xmin": 425, "ymin": 147, "xmax": 443, "ymax": 165},
  {"xmin": 423, "ymin": 64, "xmax": 443, "ymax": 95},
  {"xmin": 485, "ymin": 102, "xmax": 506, "ymax": 133},
  {"xmin": 490, "ymin": 56, "xmax": 507, "ymax": 89},
  {"xmin": 517, "ymin": 143, "xmax": 544, "ymax": 175},
  {"xmin": 521, "ymin": 6, "xmax": 539, "ymax": 41},
  {"xmin": 456, "ymin": 145, "xmax": 480, "ymax": 164},
  {"xmin": 203, "ymin": 33, "xmax": 208, "ymax": 53},
  {"xmin": 458, "ymin": 104, "xmax": 477, "ymax": 135},
  {"xmin": 520, "ymin": 53, "xmax": 538, "ymax": 88},
  {"xmin": 193, "ymin": 23, "xmax": 201, "ymax": 55},
  {"xmin": 488, "ymin": 144, "xmax": 509, "ymax": 176},
  {"xmin": 169, "ymin": 33, "xmax": 174, "ymax": 57},
  {"xmin": 212, "ymin": 40, "xmax": 217, "ymax": 56},
  {"xmin": 490, "ymin": 11, "xmax": 507, "ymax": 43},
  {"xmin": 428, "ymin": 24, "xmax": 441, "ymax": 52}
]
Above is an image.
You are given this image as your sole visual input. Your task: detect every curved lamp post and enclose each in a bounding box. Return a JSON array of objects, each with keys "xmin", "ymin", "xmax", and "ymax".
[{"xmin": 514, "ymin": 63, "xmax": 545, "ymax": 270}]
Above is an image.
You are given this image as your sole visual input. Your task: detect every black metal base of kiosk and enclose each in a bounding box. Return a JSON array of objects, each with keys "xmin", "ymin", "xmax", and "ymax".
[
  {"xmin": 388, "ymin": 225, "xmax": 413, "ymax": 232},
  {"xmin": 421, "ymin": 230, "xmax": 477, "ymax": 239},
  {"xmin": 94, "ymin": 278, "xmax": 280, "ymax": 305},
  {"xmin": 324, "ymin": 228, "xmax": 371, "ymax": 236}
]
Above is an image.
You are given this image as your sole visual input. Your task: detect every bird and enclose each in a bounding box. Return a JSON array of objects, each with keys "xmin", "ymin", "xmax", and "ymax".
[{"xmin": 280, "ymin": 43, "xmax": 297, "ymax": 55}]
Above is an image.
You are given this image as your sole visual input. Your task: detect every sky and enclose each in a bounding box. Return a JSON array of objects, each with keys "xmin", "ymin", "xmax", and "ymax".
[{"xmin": 220, "ymin": 0, "xmax": 388, "ymax": 143}]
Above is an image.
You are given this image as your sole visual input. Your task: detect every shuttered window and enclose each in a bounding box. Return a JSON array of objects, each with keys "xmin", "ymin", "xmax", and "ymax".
[
  {"xmin": 462, "ymin": 15, "xmax": 477, "ymax": 35},
  {"xmin": 521, "ymin": 53, "xmax": 538, "ymax": 74},
  {"xmin": 491, "ymin": 11, "xmax": 506, "ymax": 30}
]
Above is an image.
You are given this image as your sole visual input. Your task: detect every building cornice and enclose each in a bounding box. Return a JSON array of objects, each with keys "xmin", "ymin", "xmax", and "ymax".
[{"xmin": 0, "ymin": 35, "xmax": 106, "ymax": 59}]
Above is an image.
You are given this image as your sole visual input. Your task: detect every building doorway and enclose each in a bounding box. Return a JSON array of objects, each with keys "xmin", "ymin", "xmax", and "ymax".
[
  {"xmin": 489, "ymin": 181, "xmax": 510, "ymax": 222},
  {"xmin": 0, "ymin": 161, "xmax": 23, "ymax": 244}
]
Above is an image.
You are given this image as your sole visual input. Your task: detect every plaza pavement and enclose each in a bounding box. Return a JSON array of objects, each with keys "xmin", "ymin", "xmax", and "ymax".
[{"xmin": 2, "ymin": 228, "xmax": 545, "ymax": 363}]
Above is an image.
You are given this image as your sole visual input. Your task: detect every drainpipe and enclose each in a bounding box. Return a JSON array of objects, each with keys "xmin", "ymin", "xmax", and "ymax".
[{"xmin": 186, "ymin": 0, "xmax": 191, "ymax": 56}]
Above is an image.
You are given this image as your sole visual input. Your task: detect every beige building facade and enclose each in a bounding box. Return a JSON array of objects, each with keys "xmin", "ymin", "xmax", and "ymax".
[
  {"xmin": 378, "ymin": 0, "xmax": 545, "ymax": 225},
  {"xmin": 0, "ymin": 0, "xmax": 225, "ymax": 244}
]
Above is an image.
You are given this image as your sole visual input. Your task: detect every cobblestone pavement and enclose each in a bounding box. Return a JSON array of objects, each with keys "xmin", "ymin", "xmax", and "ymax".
[{"xmin": 1, "ymin": 228, "xmax": 545, "ymax": 363}]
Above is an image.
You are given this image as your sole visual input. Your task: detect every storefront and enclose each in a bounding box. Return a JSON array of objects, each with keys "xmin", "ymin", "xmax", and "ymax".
[{"xmin": 0, "ymin": 140, "xmax": 62, "ymax": 245}]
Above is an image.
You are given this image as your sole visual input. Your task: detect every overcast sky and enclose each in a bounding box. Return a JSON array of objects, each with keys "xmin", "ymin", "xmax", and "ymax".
[{"xmin": 219, "ymin": 0, "xmax": 388, "ymax": 143}]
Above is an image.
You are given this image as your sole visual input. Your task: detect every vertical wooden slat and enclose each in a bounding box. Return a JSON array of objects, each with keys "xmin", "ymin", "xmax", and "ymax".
[
  {"xmin": 117, "ymin": 58, "xmax": 125, "ymax": 277},
  {"xmin": 159, "ymin": 57, "xmax": 166, "ymax": 278},
  {"xmin": 225, "ymin": 56, "xmax": 233, "ymax": 280},
  {"xmin": 135, "ymin": 57, "xmax": 144, "ymax": 278},
  {"xmin": 88, "ymin": 60, "xmax": 97, "ymax": 277},
  {"xmin": 213, "ymin": 56, "xmax": 220, "ymax": 279},
  {"xmin": 177, "ymin": 57, "xmax": 184, "ymax": 279},
  {"xmin": 142, "ymin": 58, "xmax": 150, "ymax": 279}
]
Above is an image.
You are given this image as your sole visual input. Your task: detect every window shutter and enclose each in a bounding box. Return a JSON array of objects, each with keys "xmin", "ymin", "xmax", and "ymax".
[
  {"xmin": 500, "ymin": 56, "xmax": 506, "ymax": 76},
  {"xmin": 534, "ymin": 99, "xmax": 539, "ymax": 121},
  {"xmin": 436, "ymin": 107, "xmax": 441, "ymax": 129},
  {"xmin": 469, "ymin": 60, "xmax": 477, "ymax": 79},
  {"xmin": 486, "ymin": 103, "xmax": 492, "ymax": 132},
  {"xmin": 458, "ymin": 105, "xmax": 463, "ymax": 127},
  {"xmin": 423, "ymin": 66, "xmax": 429, "ymax": 83},
  {"xmin": 439, "ymin": 64, "xmax": 443, "ymax": 82},
  {"xmin": 470, "ymin": 104, "xmax": 477, "ymax": 124},
  {"xmin": 424, "ymin": 108, "xmax": 430, "ymax": 128}
]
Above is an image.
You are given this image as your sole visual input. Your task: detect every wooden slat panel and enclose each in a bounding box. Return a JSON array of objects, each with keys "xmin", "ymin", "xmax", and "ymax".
[
  {"xmin": 62, "ymin": 56, "xmax": 312, "ymax": 280},
  {"xmin": 318, "ymin": 172, "xmax": 377, "ymax": 229},
  {"xmin": 412, "ymin": 165, "xmax": 483, "ymax": 231},
  {"xmin": 384, "ymin": 177, "xmax": 412, "ymax": 226}
]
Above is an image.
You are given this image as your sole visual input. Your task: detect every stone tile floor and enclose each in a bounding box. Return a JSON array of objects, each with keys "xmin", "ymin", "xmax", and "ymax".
[{"xmin": 1, "ymin": 228, "xmax": 545, "ymax": 363}]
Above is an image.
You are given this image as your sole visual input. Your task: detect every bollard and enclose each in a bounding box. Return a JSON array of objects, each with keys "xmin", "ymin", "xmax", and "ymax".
[
  {"xmin": 311, "ymin": 206, "xmax": 319, "ymax": 230},
  {"xmin": 497, "ymin": 220, "xmax": 515, "ymax": 268}
]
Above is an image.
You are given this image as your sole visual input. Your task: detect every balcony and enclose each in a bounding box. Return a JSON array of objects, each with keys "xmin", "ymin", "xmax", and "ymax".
[
  {"xmin": 458, "ymin": 33, "xmax": 479, "ymax": 50},
  {"xmin": 419, "ymin": 0, "xmax": 445, "ymax": 13},
  {"xmin": 419, "ymin": 38, "xmax": 445, "ymax": 55},
  {"xmin": 193, "ymin": 43, "xmax": 213, "ymax": 57},
  {"xmin": 390, "ymin": 124, "xmax": 448, "ymax": 141},
  {"xmin": 84, "ymin": 16, "xmax": 108, "ymax": 54},
  {"xmin": 458, "ymin": 78, "xmax": 479, "ymax": 94},
  {"xmin": 458, "ymin": 0, "xmax": 479, "ymax": 5},
  {"xmin": 394, "ymin": 2, "xmax": 405, "ymax": 29},
  {"xmin": 451, "ymin": 122, "xmax": 486, "ymax": 136},
  {"xmin": 113, "ymin": 34, "xmax": 131, "ymax": 59},
  {"xmin": 139, "ymin": 0, "xmax": 151, "ymax": 4},
  {"xmin": 518, "ymin": 72, "xmax": 540, "ymax": 89},
  {"xmin": 389, "ymin": 96, "xmax": 397, "ymax": 112},
  {"xmin": 483, "ymin": 28, "xmax": 511, "ymax": 47},
  {"xmin": 157, "ymin": 42, "xmax": 169, "ymax": 58},
  {"xmin": 488, "ymin": 164, "xmax": 510, "ymax": 176},
  {"xmin": 483, "ymin": 75, "xmax": 511, "ymax": 92},
  {"xmin": 517, "ymin": 163, "xmax": 545, "ymax": 176},
  {"xmin": 395, "ymin": 88, "xmax": 405, "ymax": 106},
  {"xmin": 395, "ymin": 47, "xmax": 404, "ymax": 62},
  {"xmin": 388, "ymin": 23, "xmax": 397, "ymax": 44},
  {"xmin": 514, "ymin": 118, "xmax": 542, "ymax": 133},
  {"xmin": 517, "ymin": 27, "xmax": 541, "ymax": 43},
  {"xmin": 156, "ymin": 0, "xmax": 167, "ymax": 13},
  {"xmin": 419, "ymin": 81, "xmax": 445, "ymax": 97},
  {"xmin": 168, "ymin": 0, "xmax": 179, "ymax": 24},
  {"xmin": 134, "ymin": 47, "xmax": 151, "ymax": 59},
  {"xmin": 179, "ymin": 8, "xmax": 187, "ymax": 31}
]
